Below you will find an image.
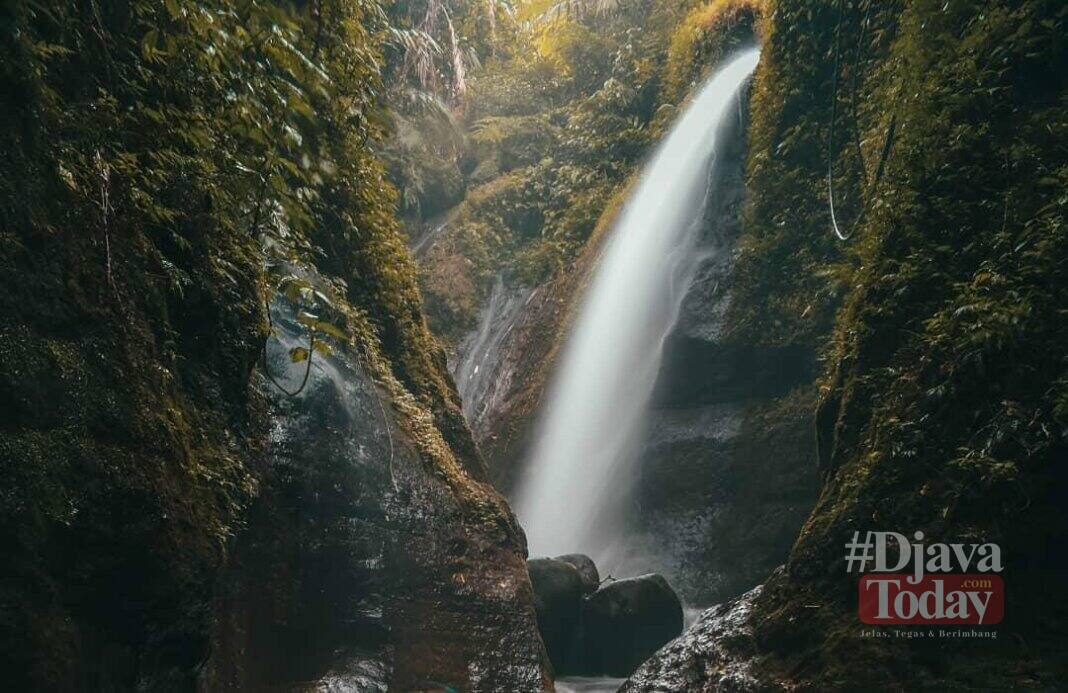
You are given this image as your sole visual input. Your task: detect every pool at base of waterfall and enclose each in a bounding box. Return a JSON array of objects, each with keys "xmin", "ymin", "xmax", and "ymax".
[{"xmin": 556, "ymin": 676, "xmax": 627, "ymax": 692}]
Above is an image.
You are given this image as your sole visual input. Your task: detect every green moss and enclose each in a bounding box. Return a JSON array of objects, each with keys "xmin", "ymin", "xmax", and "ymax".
[
  {"xmin": 727, "ymin": 0, "xmax": 1068, "ymax": 687},
  {"xmin": 0, "ymin": 0, "xmax": 494, "ymax": 686},
  {"xmin": 663, "ymin": 0, "xmax": 765, "ymax": 106},
  {"xmin": 415, "ymin": 3, "xmax": 699, "ymax": 346}
]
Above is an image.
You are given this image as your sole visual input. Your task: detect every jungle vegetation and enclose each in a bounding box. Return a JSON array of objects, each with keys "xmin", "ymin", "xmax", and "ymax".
[{"xmin": 3, "ymin": 0, "xmax": 1067, "ymax": 688}]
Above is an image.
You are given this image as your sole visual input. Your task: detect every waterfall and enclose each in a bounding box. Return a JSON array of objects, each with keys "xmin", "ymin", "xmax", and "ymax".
[{"xmin": 514, "ymin": 49, "xmax": 760, "ymax": 566}]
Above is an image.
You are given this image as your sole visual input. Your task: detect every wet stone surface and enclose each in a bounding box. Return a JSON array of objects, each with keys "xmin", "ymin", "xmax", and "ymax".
[{"xmin": 527, "ymin": 555, "xmax": 684, "ymax": 680}]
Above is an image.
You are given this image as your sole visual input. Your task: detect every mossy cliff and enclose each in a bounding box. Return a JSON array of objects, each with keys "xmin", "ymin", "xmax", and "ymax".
[
  {"xmin": 0, "ymin": 1, "xmax": 546, "ymax": 689},
  {"xmin": 629, "ymin": 0, "xmax": 1068, "ymax": 689},
  {"xmin": 755, "ymin": 0, "xmax": 1068, "ymax": 688}
]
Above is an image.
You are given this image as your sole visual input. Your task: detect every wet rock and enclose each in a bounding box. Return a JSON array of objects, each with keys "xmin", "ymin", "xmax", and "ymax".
[
  {"xmin": 452, "ymin": 274, "xmax": 534, "ymax": 434},
  {"xmin": 203, "ymin": 278, "xmax": 552, "ymax": 692},
  {"xmin": 652, "ymin": 336, "xmax": 815, "ymax": 408},
  {"xmin": 528, "ymin": 558, "xmax": 585, "ymax": 672},
  {"xmin": 582, "ymin": 574, "xmax": 684, "ymax": 677},
  {"xmin": 620, "ymin": 585, "xmax": 763, "ymax": 692},
  {"xmin": 555, "ymin": 554, "xmax": 601, "ymax": 594}
]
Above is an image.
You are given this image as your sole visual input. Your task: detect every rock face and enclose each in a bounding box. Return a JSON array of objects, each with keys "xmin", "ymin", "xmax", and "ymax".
[
  {"xmin": 630, "ymin": 0, "xmax": 1068, "ymax": 689},
  {"xmin": 556, "ymin": 553, "xmax": 601, "ymax": 594},
  {"xmin": 2, "ymin": 5, "xmax": 554, "ymax": 690},
  {"xmin": 528, "ymin": 557, "xmax": 585, "ymax": 672},
  {"xmin": 582, "ymin": 574, "xmax": 684, "ymax": 677},
  {"xmin": 203, "ymin": 279, "xmax": 551, "ymax": 692},
  {"xmin": 452, "ymin": 273, "xmax": 536, "ymax": 439}
]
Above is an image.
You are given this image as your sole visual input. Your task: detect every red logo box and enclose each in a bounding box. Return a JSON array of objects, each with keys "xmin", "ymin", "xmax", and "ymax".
[{"xmin": 858, "ymin": 573, "xmax": 1004, "ymax": 625}]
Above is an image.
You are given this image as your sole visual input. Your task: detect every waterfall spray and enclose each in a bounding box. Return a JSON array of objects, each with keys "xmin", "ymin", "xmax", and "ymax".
[{"xmin": 514, "ymin": 49, "xmax": 760, "ymax": 568}]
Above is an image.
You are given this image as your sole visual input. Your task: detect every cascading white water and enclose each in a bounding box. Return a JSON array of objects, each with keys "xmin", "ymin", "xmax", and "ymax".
[
  {"xmin": 453, "ymin": 273, "xmax": 531, "ymax": 430},
  {"xmin": 514, "ymin": 49, "xmax": 760, "ymax": 566}
]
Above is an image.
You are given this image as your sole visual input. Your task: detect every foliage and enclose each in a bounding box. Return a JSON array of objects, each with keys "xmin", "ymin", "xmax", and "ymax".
[
  {"xmin": 380, "ymin": 89, "xmax": 467, "ymax": 218},
  {"xmin": 378, "ymin": 0, "xmax": 521, "ymax": 218},
  {"xmin": 729, "ymin": 0, "xmax": 1068, "ymax": 688},
  {"xmin": 0, "ymin": 0, "xmax": 487, "ymax": 686},
  {"xmin": 409, "ymin": 0, "xmax": 773, "ymax": 343},
  {"xmin": 663, "ymin": 0, "xmax": 764, "ymax": 105},
  {"xmin": 416, "ymin": 0, "xmax": 689, "ymax": 339},
  {"xmin": 531, "ymin": 0, "xmax": 632, "ymax": 25}
]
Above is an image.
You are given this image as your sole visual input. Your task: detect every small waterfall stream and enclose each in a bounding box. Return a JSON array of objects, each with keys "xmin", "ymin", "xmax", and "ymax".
[
  {"xmin": 514, "ymin": 49, "xmax": 760, "ymax": 569},
  {"xmin": 453, "ymin": 274, "xmax": 534, "ymax": 433}
]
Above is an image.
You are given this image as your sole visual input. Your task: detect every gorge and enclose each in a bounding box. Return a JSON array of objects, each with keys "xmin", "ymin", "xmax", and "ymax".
[{"xmin": 3, "ymin": 0, "xmax": 1068, "ymax": 691}]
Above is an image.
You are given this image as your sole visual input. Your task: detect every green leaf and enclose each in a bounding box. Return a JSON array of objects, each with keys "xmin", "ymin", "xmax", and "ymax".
[{"xmin": 141, "ymin": 29, "xmax": 159, "ymax": 61}]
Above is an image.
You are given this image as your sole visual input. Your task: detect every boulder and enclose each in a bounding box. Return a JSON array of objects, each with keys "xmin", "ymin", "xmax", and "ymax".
[
  {"xmin": 581, "ymin": 573, "xmax": 684, "ymax": 676},
  {"xmin": 554, "ymin": 553, "xmax": 601, "ymax": 594},
  {"xmin": 527, "ymin": 558, "xmax": 584, "ymax": 672}
]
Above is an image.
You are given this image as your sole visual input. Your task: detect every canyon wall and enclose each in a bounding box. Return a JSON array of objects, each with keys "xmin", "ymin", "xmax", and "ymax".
[
  {"xmin": 0, "ymin": 2, "xmax": 548, "ymax": 689},
  {"xmin": 629, "ymin": 0, "xmax": 1068, "ymax": 688}
]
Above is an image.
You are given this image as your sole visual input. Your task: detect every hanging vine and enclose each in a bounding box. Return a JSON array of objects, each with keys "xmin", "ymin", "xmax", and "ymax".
[{"xmin": 825, "ymin": 0, "xmax": 898, "ymax": 241}]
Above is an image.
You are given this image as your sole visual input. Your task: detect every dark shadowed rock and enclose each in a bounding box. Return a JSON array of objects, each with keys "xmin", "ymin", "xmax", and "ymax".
[
  {"xmin": 204, "ymin": 284, "xmax": 552, "ymax": 692},
  {"xmin": 582, "ymin": 573, "xmax": 684, "ymax": 677},
  {"xmin": 528, "ymin": 558, "xmax": 585, "ymax": 671},
  {"xmin": 555, "ymin": 554, "xmax": 601, "ymax": 594}
]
